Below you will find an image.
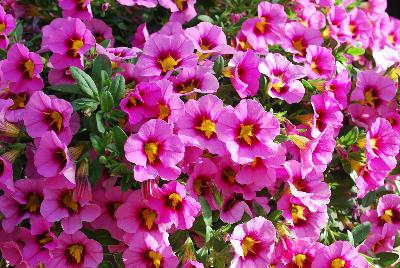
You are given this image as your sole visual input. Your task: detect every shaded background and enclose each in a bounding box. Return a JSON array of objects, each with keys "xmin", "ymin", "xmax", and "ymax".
[{"xmin": 388, "ymin": 0, "xmax": 400, "ymax": 18}]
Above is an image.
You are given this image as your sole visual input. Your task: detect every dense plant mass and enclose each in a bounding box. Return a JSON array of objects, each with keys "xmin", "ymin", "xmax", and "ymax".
[{"xmin": 0, "ymin": 0, "xmax": 400, "ymax": 267}]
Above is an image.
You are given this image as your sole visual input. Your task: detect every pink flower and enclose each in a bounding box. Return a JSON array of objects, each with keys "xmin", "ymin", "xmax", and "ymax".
[
  {"xmin": 325, "ymin": 6, "xmax": 352, "ymax": 44},
  {"xmin": 90, "ymin": 186, "xmax": 130, "ymax": 240},
  {"xmin": 1, "ymin": 43, "xmax": 43, "ymax": 93},
  {"xmin": 310, "ymin": 92, "xmax": 343, "ymax": 138},
  {"xmin": 117, "ymin": 0, "xmax": 157, "ymax": 7},
  {"xmin": 305, "ymin": 45, "xmax": 336, "ymax": 79},
  {"xmin": 230, "ymin": 216, "xmax": 276, "ymax": 267},
  {"xmin": 122, "ymin": 232, "xmax": 179, "ymax": 268},
  {"xmin": 115, "ymin": 189, "xmax": 165, "ymax": 234},
  {"xmin": 323, "ymin": 70, "xmax": 351, "ymax": 109},
  {"xmin": 169, "ymin": 66, "xmax": 219, "ymax": 95},
  {"xmin": 186, "ymin": 158, "xmax": 218, "ymax": 202},
  {"xmin": 219, "ymin": 193, "xmax": 253, "ymax": 224},
  {"xmin": 277, "ymin": 239, "xmax": 324, "ymax": 268},
  {"xmin": 42, "ymin": 17, "xmax": 95, "ymax": 69},
  {"xmin": 355, "ymin": 163, "xmax": 388, "ymax": 198},
  {"xmin": 58, "ymin": 0, "xmax": 93, "ymax": 21},
  {"xmin": 366, "ymin": 118, "xmax": 400, "ymax": 171},
  {"xmin": 136, "ymin": 33, "xmax": 198, "ymax": 76},
  {"xmin": 348, "ymin": 8, "xmax": 372, "ymax": 48},
  {"xmin": 183, "ymin": 260, "xmax": 204, "ymax": 268},
  {"xmin": 350, "ymin": 70, "xmax": 396, "ymax": 110},
  {"xmin": 259, "ymin": 53, "xmax": 307, "ymax": 104},
  {"xmin": 0, "ymin": 178, "xmax": 45, "ymax": 232},
  {"xmin": 40, "ymin": 178, "xmax": 101, "ymax": 234},
  {"xmin": 225, "ymin": 50, "xmax": 260, "ymax": 98},
  {"xmin": 0, "ymin": 155, "xmax": 13, "ymax": 192},
  {"xmin": 185, "ymin": 22, "xmax": 235, "ymax": 60},
  {"xmin": 241, "ymin": 1, "xmax": 287, "ymax": 50},
  {"xmin": 131, "ymin": 23, "xmax": 149, "ymax": 49},
  {"xmin": 359, "ymin": 224, "xmax": 397, "ymax": 254},
  {"xmin": 85, "ymin": 18, "xmax": 114, "ymax": 46},
  {"xmin": 24, "ymin": 91, "xmax": 74, "ymax": 143},
  {"xmin": 177, "ymin": 94, "xmax": 226, "ymax": 155},
  {"xmin": 125, "ymin": 119, "xmax": 185, "ymax": 181},
  {"xmin": 33, "ymin": 131, "xmax": 76, "ymax": 183},
  {"xmin": 311, "ymin": 241, "xmax": 368, "ymax": 268},
  {"xmin": 282, "ymin": 22, "xmax": 323, "ymax": 62},
  {"xmin": 159, "ymin": 0, "xmax": 197, "ymax": 24},
  {"xmin": 0, "ymin": 5, "xmax": 16, "ymax": 48},
  {"xmin": 49, "ymin": 231, "xmax": 103, "ymax": 267},
  {"xmin": 278, "ymin": 195, "xmax": 328, "ymax": 242},
  {"xmin": 149, "ymin": 181, "xmax": 201, "ymax": 230},
  {"xmin": 21, "ymin": 218, "xmax": 58, "ymax": 267},
  {"xmin": 376, "ymin": 194, "xmax": 400, "ymax": 230},
  {"xmin": 216, "ymin": 99, "xmax": 280, "ymax": 164}
]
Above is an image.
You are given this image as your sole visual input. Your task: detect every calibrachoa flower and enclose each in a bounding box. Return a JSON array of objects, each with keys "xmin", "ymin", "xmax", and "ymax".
[
  {"xmin": 0, "ymin": 5, "xmax": 16, "ymax": 49},
  {"xmin": 229, "ymin": 216, "xmax": 276, "ymax": 267},
  {"xmin": 376, "ymin": 194, "xmax": 400, "ymax": 229},
  {"xmin": 149, "ymin": 181, "xmax": 201, "ymax": 230},
  {"xmin": 305, "ymin": 45, "xmax": 336, "ymax": 79},
  {"xmin": 312, "ymin": 241, "xmax": 368, "ymax": 268},
  {"xmin": 58, "ymin": 0, "xmax": 93, "ymax": 21},
  {"xmin": 216, "ymin": 99, "xmax": 280, "ymax": 164},
  {"xmin": 2, "ymin": 43, "xmax": 43, "ymax": 92},
  {"xmin": 125, "ymin": 119, "xmax": 185, "ymax": 181},
  {"xmin": 136, "ymin": 33, "xmax": 198, "ymax": 77},
  {"xmin": 49, "ymin": 231, "xmax": 103, "ymax": 267},
  {"xmin": 24, "ymin": 91, "xmax": 74, "ymax": 144},
  {"xmin": 122, "ymin": 232, "xmax": 179, "ymax": 268}
]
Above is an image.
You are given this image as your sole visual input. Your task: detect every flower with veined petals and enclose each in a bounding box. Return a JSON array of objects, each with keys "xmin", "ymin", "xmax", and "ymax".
[
  {"xmin": 376, "ymin": 194, "xmax": 400, "ymax": 230},
  {"xmin": 117, "ymin": 0, "xmax": 157, "ymax": 8},
  {"xmin": 311, "ymin": 241, "xmax": 368, "ymax": 268},
  {"xmin": 305, "ymin": 45, "xmax": 336, "ymax": 79},
  {"xmin": 125, "ymin": 119, "xmax": 185, "ymax": 181},
  {"xmin": 58, "ymin": 0, "xmax": 93, "ymax": 21},
  {"xmin": 229, "ymin": 216, "xmax": 276, "ymax": 267},
  {"xmin": 136, "ymin": 33, "xmax": 198, "ymax": 77},
  {"xmin": 277, "ymin": 239, "xmax": 324, "ymax": 268},
  {"xmin": 216, "ymin": 99, "xmax": 280, "ymax": 164}
]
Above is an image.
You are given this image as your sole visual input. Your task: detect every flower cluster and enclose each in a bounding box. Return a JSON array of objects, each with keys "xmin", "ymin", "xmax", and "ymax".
[{"xmin": 0, "ymin": 0, "xmax": 400, "ymax": 267}]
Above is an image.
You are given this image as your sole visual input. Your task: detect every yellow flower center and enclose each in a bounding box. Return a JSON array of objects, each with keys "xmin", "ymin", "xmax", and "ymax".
[
  {"xmin": 388, "ymin": 34, "xmax": 395, "ymax": 45},
  {"xmin": 158, "ymin": 55, "xmax": 180, "ymax": 73},
  {"xmin": 272, "ymin": 80, "xmax": 285, "ymax": 93},
  {"xmin": 291, "ymin": 204, "xmax": 306, "ymax": 224},
  {"xmin": 158, "ymin": 104, "xmax": 170, "ymax": 120},
  {"xmin": 68, "ymin": 244, "xmax": 84, "ymax": 264},
  {"xmin": 10, "ymin": 93, "xmax": 28, "ymax": 110},
  {"xmin": 238, "ymin": 124, "xmax": 254, "ymax": 145},
  {"xmin": 364, "ymin": 90, "xmax": 378, "ymax": 107},
  {"xmin": 322, "ymin": 27, "xmax": 330, "ymax": 39},
  {"xmin": 293, "ymin": 254, "xmax": 307, "ymax": 268},
  {"xmin": 71, "ymin": 39, "xmax": 84, "ymax": 55},
  {"xmin": 44, "ymin": 111, "xmax": 63, "ymax": 132},
  {"xmin": 289, "ymin": 134, "xmax": 309, "ymax": 150},
  {"xmin": 239, "ymin": 40, "xmax": 252, "ymax": 51},
  {"xmin": 193, "ymin": 178, "xmax": 207, "ymax": 196},
  {"xmin": 141, "ymin": 208, "xmax": 157, "ymax": 230},
  {"xmin": 24, "ymin": 60, "xmax": 35, "ymax": 79},
  {"xmin": 25, "ymin": 193, "xmax": 41, "ymax": 213},
  {"xmin": 370, "ymin": 138, "xmax": 378, "ymax": 150},
  {"xmin": 148, "ymin": 251, "xmax": 163, "ymax": 268},
  {"xmin": 388, "ymin": 67, "xmax": 400, "ymax": 81},
  {"xmin": 349, "ymin": 24, "xmax": 356, "ymax": 34},
  {"xmin": 168, "ymin": 193, "xmax": 182, "ymax": 210},
  {"xmin": 331, "ymin": 258, "xmax": 346, "ymax": 268},
  {"xmin": 196, "ymin": 119, "xmax": 216, "ymax": 139},
  {"xmin": 144, "ymin": 142, "xmax": 158, "ymax": 164},
  {"xmin": 0, "ymin": 22, "xmax": 5, "ymax": 33},
  {"xmin": 292, "ymin": 38, "xmax": 305, "ymax": 54},
  {"xmin": 128, "ymin": 97, "xmax": 138, "ymax": 106},
  {"xmin": 61, "ymin": 191, "xmax": 80, "ymax": 213},
  {"xmin": 223, "ymin": 168, "xmax": 236, "ymax": 184},
  {"xmin": 241, "ymin": 236, "xmax": 257, "ymax": 257},
  {"xmin": 255, "ymin": 20, "xmax": 269, "ymax": 34},
  {"xmin": 310, "ymin": 61, "xmax": 320, "ymax": 74},
  {"xmin": 381, "ymin": 209, "xmax": 393, "ymax": 223},
  {"xmin": 38, "ymin": 233, "xmax": 53, "ymax": 245},
  {"xmin": 174, "ymin": 0, "xmax": 186, "ymax": 11}
]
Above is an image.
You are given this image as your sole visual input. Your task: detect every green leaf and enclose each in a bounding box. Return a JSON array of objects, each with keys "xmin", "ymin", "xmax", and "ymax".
[
  {"xmin": 395, "ymin": 180, "xmax": 400, "ymax": 195},
  {"xmin": 376, "ymin": 252, "xmax": 399, "ymax": 267},
  {"xmin": 71, "ymin": 98, "xmax": 99, "ymax": 112},
  {"xmin": 274, "ymin": 134, "xmax": 289, "ymax": 143},
  {"xmin": 198, "ymin": 15, "xmax": 214, "ymax": 23},
  {"xmin": 93, "ymin": 55, "xmax": 112, "ymax": 87},
  {"xmin": 96, "ymin": 112, "xmax": 106, "ymax": 133},
  {"xmin": 347, "ymin": 230, "xmax": 354, "ymax": 246},
  {"xmin": 346, "ymin": 46, "xmax": 365, "ymax": 56},
  {"xmin": 268, "ymin": 210, "xmax": 283, "ymax": 222},
  {"xmin": 70, "ymin": 67, "xmax": 99, "ymax": 99},
  {"xmin": 98, "ymin": 261, "xmax": 113, "ymax": 268},
  {"xmin": 301, "ymin": 79, "xmax": 314, "ymax": 91},
  {"xmin": 196, "ymin": 247, "xmax": 208, "ymax": 264},
  {"xmin": 109, "ymin": 75, "xmax": 126, "ymax": 104},
  {"xmin": 89, "ymin": 157, "xmax": 102, "ymax": 185},
  {"xmin": 84, "ymin": 229, "xmax": 119, "ymax": 245},
  {"xmin": 199, "ymin": 197, "xmax": 212, "ymax": 227},
  {"xmin": 338, "ymin": 127, "xmax": 359, "ymax": 147},
  {"xmin": 120, "ymin": 176, "xmax": 133, "ymax": 192},
  {"xmin": 351, "ymin": 221, "xmax": 371, "ymax": 246},
  {"xmin": 112, "ymin": 126, "xmax": 128, "ymax": 155},
  {"xmin": 90, "ymin": 134, "xmax": 105, "ymax": 154},
  {"xmin": 100, "ymin": 39, "xmax": 111, "ymax": 48},
  {"xmin": 48, "ymin": 84, "xmax": 82, "ymax": 95},
  {"xmin": 101, "ymin": 91, "xmax": 114, "ymax": 113}
]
